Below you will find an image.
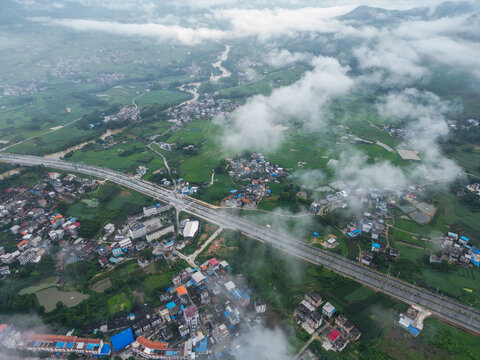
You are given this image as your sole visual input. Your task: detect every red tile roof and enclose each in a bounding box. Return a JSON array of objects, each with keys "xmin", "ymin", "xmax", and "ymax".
[{"xmin": 328, "ymin": 329, "xmax": 341, "ymax": 342}]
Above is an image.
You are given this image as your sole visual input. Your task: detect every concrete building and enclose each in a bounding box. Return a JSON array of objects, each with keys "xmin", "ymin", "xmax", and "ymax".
[
  {"xmin": 130, "ymin": 224, "xmax": 147, "ymax": 239},
  {"xmin": 143, "ymin": 205, "xmax": 158, "ymax": 217},
  {"xmin": 322, "ymin": 302, "xmax": 336, "ymax": 318},
  {"xmin": 131, "ymin": 336, "xmax": 186, "ymax": 359},
  {"xmin": 18, "ymin": 333, "xmax": 110, "ymax": 356},
  {"xmin": 184, "ymin": 305, "xmax": 200, "ymax": 333},
  {"xmin": 182, "ymin": 220, "xmax": 199, "ymax": 240},
  {"xmin": 146, "ymin": 225, "xmax": 174, "ymax": 242}
]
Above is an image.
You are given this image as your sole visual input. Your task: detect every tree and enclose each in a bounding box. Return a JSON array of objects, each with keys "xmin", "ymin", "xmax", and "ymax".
[
  {"xmin": 68, "ymin": 353, "xmax": 78, "ymax": 360},
  {"xmin": 114, "ymin": 356, "xmax": 122, "ymax": 360},
  {"xmin": 78, "ymin": 219, "xmax": 102, "ymax": 238},
  {"xmin": 140, "ymin": 248, "xmax": 154, "ymax": 261}
]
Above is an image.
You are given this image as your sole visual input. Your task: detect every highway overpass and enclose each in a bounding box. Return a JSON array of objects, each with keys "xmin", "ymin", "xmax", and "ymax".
[{"xmin": 1, "ymin": 153, "xmax": 479, "ymax": 335}]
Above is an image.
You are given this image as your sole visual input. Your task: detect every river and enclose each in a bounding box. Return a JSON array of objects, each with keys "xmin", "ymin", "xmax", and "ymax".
[
  {"xmin": 210, "ymin": 45, "xmax": 231, "ymax": 82},
  {"xmin": 44, "ymin": 127, "xmax": 126, "ymax": 160}
]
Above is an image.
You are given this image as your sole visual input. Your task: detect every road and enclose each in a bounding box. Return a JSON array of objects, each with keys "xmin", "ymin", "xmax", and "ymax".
[
  {"xmin": 147, "ymin": 143, "xmax": 176, "ymax": 185},
  {"xmin": 1, "ymin": 152, "xmax": 480, "ymax": 335},
  {"xmin": 293, "ymin": 321, "xmax": 331, "ymax": 360}
]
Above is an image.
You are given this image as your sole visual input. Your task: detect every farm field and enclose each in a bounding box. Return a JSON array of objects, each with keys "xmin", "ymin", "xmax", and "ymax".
[
  {"xmin": 90, "ymin": 277, "xmax": 112, "ymax": 294},
  {"xmin": 36, "ymin": 287, "xmax": 89, "ymax": 312},
  {"xmin": 19, "ymin": 276, "xmax": 60, "ymax": 295}
]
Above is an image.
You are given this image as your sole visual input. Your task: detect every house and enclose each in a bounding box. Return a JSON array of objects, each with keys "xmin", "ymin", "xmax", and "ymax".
[
  {"xmin": 335, "ymin": 315, "xmax": 361, "ymax": 340},
  {"xmin": 138, "ymin": 257, "xmax": 149, "ymax": 268},
  {"xmin": 459, "ymin": 236, "xmax": 470, "ymax": 245},
  {"xmin": 0, "ymin": 265, "xmax": 10, "ymax": 276},
  {"xmin": 326, "ymin": 329, "xmax": 348, "ymax": 351},
  {"xmin": 388, "ymin": 248, "xmax": 400, "ymax": 259},
  {"xmin": 371, "ymin": 242, "xmax": 386, "ymax": 253},
  {"xmin": 361, "ymin": 252, "xmax": 373, "ymax": 266},
  {"xmin": 294, "ymin": 304, "xmax": 323, "ymax": 329},
  {"xmin": 212, "ymin": 324, "xmax": 229, "ymax": 342},
  {"xmin": 429, "ymin": 254, "xmax": 442, "ymax": 264},
  {"xmin": 254, "ymin": 298, "xmax": 266, "ymax": 313},
  {"xmin": 18, "ymin": 249, "xmax": 36, "ymax": 265},
  {"xmin": 305, "ymin": 291, "xmax": 322, "ymax": 308},
  {"xmin": 112, "ymin": 248, "xmax": 123, "ymax": 257},
  {"xmin": 99, "ymin": 257, "xmax": 108, "ymax": 267},
  {"xmin": 118, "ymin": 238, "xmax": 133, "ymax": 250},
  {"xmin": 184, "ymin": 305, "xmax": 200, "ymax": 332},
  {"xmin": 191, "ymin": 271, "xmax": 206, "ymax": 286},
  {"xmin": 322, "ymin": 302, "xmax": 336, "ymax": 318},
  {"xmin": 104, "ymin": 223, "xmax": 115, "ymax": 235}
]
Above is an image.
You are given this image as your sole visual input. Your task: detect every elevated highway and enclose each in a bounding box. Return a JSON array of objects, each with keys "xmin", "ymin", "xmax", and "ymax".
[{"xmin": 1, "ymin": 153, "xmax": 479, "ymax": 335}]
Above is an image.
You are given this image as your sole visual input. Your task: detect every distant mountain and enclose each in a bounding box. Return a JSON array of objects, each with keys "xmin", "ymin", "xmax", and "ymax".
[
  {"xmin": 432, "ymin": 1, "xmax": 475, "ymax": 18},
  {"xmin": 338, "ymin": 5, "xmax": 428, "ymax": 26},
  {"xmin": 339, "ymin": 1, "xmax": 476, "ymax": 27}
]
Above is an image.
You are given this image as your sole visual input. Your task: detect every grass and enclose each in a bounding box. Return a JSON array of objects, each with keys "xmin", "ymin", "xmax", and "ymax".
[
  {"xmin": 107, "ymin": 292, "xmax": 132, "ymax": 314},
  {"xmin": 18, "ymin": 276, "xmax": 59, "ymax": 295},
  {"xmin": 67, "ymin": 182, "xmax": 153, "ymax": 231},
  {"xmin": 420, "ymin": 267, "xmax": 480, "ymax": 297},
  {"xmin": 90, "ymin": 277, "xmax": 112, "ymax": 293},
  {"xmin": 143, "ymin": 273, "xmax": 172, "ymax": 292}
]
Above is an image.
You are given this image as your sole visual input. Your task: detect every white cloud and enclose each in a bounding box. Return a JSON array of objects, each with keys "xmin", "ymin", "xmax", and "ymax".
[
  {"xmin": 264, "ymin": 49, "xmax": 312, "ymax": 68},
  {"xmin": 231, "ymin": 325, "xmax": 292, "ymax": 360},
  {"xmin": 352, "ymin": 12, "xmax": 480, "ymax": 82},
  {"xmin": 218, "ymin": 56, "xmax": 353, "ymax": 153},
  {"xmin": 211, "ymin": 6, "xmax": 355, "ymax": 40},
  {"xmin": 32, "ymin": 17, "xmax": 226, "ymax": 45}
]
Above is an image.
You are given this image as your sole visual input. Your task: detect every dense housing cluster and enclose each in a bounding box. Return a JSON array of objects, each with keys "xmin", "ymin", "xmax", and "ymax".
[
  {"xmin": 168, "ymin": 95, "xmax": 237, "ymax": 130},
  {"xmin": 0, "ymin": 172, "xmax": 98, "ymax": 274},
  {"xmin": 293, "ymin": 292, "xmax": 361, "ymax": 353},
  {"xmin": 222, "ymin": 153, "xmax": 289, "ymax": 208}
]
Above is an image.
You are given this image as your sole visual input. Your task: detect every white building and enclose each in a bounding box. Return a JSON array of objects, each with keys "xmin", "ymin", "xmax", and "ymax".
[
  {"xmin": 182, "ymin": 220, "xmax": 199, "ymax": 240},
  {"xmin": 146, "ymin": 225, "xmax": 174, "ymax": 242},
  {"xmin": 184, "ymin": 305, "xmax": 200, "ymax": 332},
  {"xmin": 143, "ymin": 205, "xmax": 158, "ymax": 217},
  {"xmin": 104, "ymin": 223, "xmax": 115, "ymax": 234},
  {"xmin": 130, "ymin": 224, "xmax": 147, "ymax": 239},
  {"xmin": 322, "ymin": 302, "xmax": 336, "ymax": 318}
]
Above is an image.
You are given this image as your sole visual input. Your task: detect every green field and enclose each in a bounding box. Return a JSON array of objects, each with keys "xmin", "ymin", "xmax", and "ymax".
[
  {"xmin": 19, "ymin": 276, "xmax": 60, "ymax": 295},
  {"xmin": 107, "ymin": 292, "xmax": 132, "ymax": 314}
]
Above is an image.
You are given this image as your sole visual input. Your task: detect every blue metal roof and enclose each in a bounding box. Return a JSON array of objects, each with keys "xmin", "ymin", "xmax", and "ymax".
[
  {"xmin": 166, "ymin": 301, "xmax": 176, "ymax": 310},
  {"xmin": 372, "ymin": 243, "xmax": 381, "ymax": 248},
  {"xmin": 194, "ymin": 338, "xmax": 208, "ymax": 353},
  {"xmin": 56, "ymin": 342, "xmax": 66, "ymax": 348},
  {"xmin": 407, "ymin": 325, "xmax": 420, "ymax": 336},
  {"xmin": 100, "ymin": 343, "xmax": 111, "ymax": 355},
  {"xmin": 110, "ymin": 328, "xmax": 135, "ymax": 352}
]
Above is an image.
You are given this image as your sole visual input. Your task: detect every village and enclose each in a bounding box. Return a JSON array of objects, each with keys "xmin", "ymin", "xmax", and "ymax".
[
  {"xmin": 0, "ymin": 256, "xmax": 368, "ymax": 359},
  {"xmin": 0, "ymin": 168, "xmax": 367, "ymax": 359},
  {"xmin": 309, "ymin": 183, "xmax": 480, "ymax": 271},
  {"xmin": 221, "ymin": 153, "xmax": 289, "ymax": 209},
  {"xmin": 166, "ymin": 94, "xmax": 237, "ymax": 131}
]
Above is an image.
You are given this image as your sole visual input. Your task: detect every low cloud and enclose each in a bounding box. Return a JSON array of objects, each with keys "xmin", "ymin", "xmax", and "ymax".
[
  {"xmin": 217, "ymin": 56, "xmax": 353, "ymax": 153},
  {"xmin": 32, "ymin": 17, "xmax": 225, "ymax": 45},
  {"xmin": 231, "ymin": 325, "xmax": 292, "ymax": 360},
  {"xmin": 264, "ymin": 48, "xmax": 313, "ymax": 68},
  {"xmin": 336, "ymin": 88, "xmax": 463, "ymax": 191}
]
